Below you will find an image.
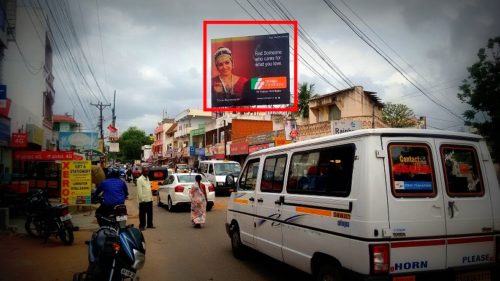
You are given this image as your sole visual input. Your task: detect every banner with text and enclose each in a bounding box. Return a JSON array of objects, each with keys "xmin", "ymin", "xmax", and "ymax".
[
  {"xmin": 211, "ymin": 33, "xmax": 290, "ymax": 107},
  {"xmin": 61, "ymin": 160, "xmax": 92, "ymax": 205}
]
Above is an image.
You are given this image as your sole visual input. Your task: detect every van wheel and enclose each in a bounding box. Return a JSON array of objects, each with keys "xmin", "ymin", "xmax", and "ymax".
[
  {"xmin": 229, "ymin": 224, "xmax": 246, "ymax": 259},
  {"xmin": 315, "ymin": 263, "xmax": 342, "ymax": 281}
]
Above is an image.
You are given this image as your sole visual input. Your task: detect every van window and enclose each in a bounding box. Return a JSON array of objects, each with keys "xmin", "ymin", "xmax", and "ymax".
[
  {"xmin": 388, "ymin": 143, "xmax": 436, "ymax": 198},
  {"xmin": 238, "ymin": 159, "xmax": 260, "ymax": 191},
  {"xmin": 440, "ymin": 145, "xmax": 484, "ymax": 197},
  {"xmin": 214, "ymin": 162, "xmax": 241, "ymax": 175},
  {"xmin": 287, "ymin": 144, "xmax": 355, "ymax": 197},
  {"xmin": 261, "ymin": 155, "xmax": 287, "ymax": 193}
]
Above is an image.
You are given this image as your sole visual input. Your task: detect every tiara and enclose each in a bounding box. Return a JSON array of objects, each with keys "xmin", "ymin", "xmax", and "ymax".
[{"xmin": 214, "ymin": 47, "xmax": 232, "ymax": 60}]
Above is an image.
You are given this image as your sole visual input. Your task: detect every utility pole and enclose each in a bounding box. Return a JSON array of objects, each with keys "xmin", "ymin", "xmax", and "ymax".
[
  {"xmin": 91, "ymin": 101, "xmax": 111, "ymax": 153},
  {"xmin": 112, "ymin": 90, "xmax": 116, "ymax": 127}
]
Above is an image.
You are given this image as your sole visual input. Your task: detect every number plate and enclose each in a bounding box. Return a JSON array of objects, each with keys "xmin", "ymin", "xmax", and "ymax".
[
  {"xmin": 455, "ymin": 270, "xmax": 491, "ymax": 281},
  {"xmin": 120, "ymin": 268, "xmax": 135, "ymax": 278},
  {"xmin": 60, "ymin": 214, "xmax": 72, "ymax": 221},
  {"xmin": 116, "ymin": 215, "xmax": 127, "ymax": 222}
]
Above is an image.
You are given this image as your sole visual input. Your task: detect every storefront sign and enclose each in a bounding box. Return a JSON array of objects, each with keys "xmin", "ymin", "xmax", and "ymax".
[
  {"xmin": 11, "ymin": 133, "xmax": 28, "ymax": 148},
  {"xmin": 248, "ymin": 132, "xmax": 275, "ymax": 145},
  {"xmin": 230, "ymin": 142, "xmax": 249, "ymax": 155},
  {"xmin": 0, "ymin": 85, "xmax": 6, "ymax": 109},
  {"xmin": 61, "ymin": 160, "xmax": 92, "ymax": 205},
  {"xmin": 0, "ymin": 117, "xmax": 9, "ymax": 146},
  {"xmin": 189, "ymin": 146, "xmax": 196, "ymax": 156},
  {"xmin": 15, "ymin": 151, "xmax": 77, "ymax": 161},
  {"xmin": 331, "ymin": 120, "xmax": 361, "ymax": 134},
  {"xmin": 249, "ymin": 143, "xmax": 274, "ymax": 154},
  {"xmin": 275, "ymin": 135, "xmax": 291, "ymax": 146}
]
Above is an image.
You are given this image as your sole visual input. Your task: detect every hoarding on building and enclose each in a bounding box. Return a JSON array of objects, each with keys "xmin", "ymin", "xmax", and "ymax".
[
  {"xmin": 331, "ymin": 120, "xmax": 362, "ymax": 134},
  {"xmin": 230, "ymin": 142, "xmax": 249, "ymax": 155},
  {"xmin": 59, "ymin": 132, "xmax": 98, "ymax": 151},
  {"xmin": 210, "ymin": 33, "xmax": 290, "ymax": 108},
  {"xmin": 11, "ymin": 133, "xmax": 28, "ymax": 148}
]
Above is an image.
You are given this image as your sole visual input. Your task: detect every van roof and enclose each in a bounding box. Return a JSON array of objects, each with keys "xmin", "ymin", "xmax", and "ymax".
[
  {"xmin": 250, "ymin": 128, "xmax": 483, "ymax": 157},
  {"xmin": 199, "ymin": 160, "xmax": 239, "ymax": 164}
]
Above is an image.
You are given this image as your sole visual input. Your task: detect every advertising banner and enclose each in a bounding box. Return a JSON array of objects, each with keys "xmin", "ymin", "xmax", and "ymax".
[
  {"xmin": 59, "ymin": 132, "xmax": 98, "ymax": 151},
  {"xmin": 11, "ymin": 133, "xmax": 28, "ymax": 148},
  {"xmin": 331, "ymin": 120, "xmax": 362, "ymax": 135},
  {"xmin": 61, "ymin": 160, "xmax": 92, "ymax": 205},
  {"xmin": 211, "ymin": 33, "xmax": 290, "ymax": 108},
  {"xmin": 15, "ymin": 151, "xmax": 76, "ymax": 161},
  {"xmin": 284, "ymin": 119, "xmax": 298, "ymax": 141},
  {"xmin": 0, "ymin": 85, "xmax": 6, "ymax": 108},
  {"xmin": 230, "ymin": 142, "xmax": 249, "ymax": 155}
]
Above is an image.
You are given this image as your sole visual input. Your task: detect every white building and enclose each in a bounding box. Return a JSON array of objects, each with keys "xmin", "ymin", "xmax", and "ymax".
[{"xmin": 4, "ymin": 4, "xmax": 55, "ymax": 150}]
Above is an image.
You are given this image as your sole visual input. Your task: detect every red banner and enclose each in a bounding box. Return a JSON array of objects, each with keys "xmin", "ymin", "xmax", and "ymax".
[
  {"xmin": 248, "ymin": 143, "xmax": 270, "ymax": 154},
  {"xmin": 11, "ymin": 133, "xmax": 28, "ymax": 148},
  {"xmin": 14, "ymin": 151, "xmax": 76, "ymax": 161},
  {"xmin": 230, "ymin": 142, "xmax": 249, "ymax": 155}
]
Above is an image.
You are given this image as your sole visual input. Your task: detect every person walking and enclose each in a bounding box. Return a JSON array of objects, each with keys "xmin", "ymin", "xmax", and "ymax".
[
  {"xmin": 189, "ymin": 175, "xmax": 207, "ymax": 228},
  {"xmin": 136, "ymin": 166, "xmax": 155, "ymax": 230},
  {"xmin": 93, "ymin": 167, "xmax": 128, "ymax": 226}
]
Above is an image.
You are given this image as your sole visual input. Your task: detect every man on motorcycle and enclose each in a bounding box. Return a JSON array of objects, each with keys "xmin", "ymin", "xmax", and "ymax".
[{"xmin": 93, "ymin": 167, "xmax": 129, "ymax": 225}]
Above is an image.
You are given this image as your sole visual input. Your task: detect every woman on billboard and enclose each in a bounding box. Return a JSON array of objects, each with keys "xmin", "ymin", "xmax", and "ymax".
[{"xmin": 211, "ymin": 47, "xmax": 249, "ymax": 105}]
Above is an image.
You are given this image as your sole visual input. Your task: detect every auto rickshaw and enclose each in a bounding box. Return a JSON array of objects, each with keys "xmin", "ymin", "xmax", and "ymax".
[{"xmin": 148, "ymin": 166, "xmax": 168, "ymax": 196}]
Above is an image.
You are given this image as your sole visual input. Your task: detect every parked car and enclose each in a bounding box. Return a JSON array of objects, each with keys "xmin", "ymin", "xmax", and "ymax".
[{"xmin": 158, "ymin": 173, "xmax": 215, "ymax": 212}]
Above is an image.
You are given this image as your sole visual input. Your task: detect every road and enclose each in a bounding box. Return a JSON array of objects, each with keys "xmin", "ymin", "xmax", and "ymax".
[{"xmin": 0, "ymin": 181, "xmax": 310, "ymax": 281}]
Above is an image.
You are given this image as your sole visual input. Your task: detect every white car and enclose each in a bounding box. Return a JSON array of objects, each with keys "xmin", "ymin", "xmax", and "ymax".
[{"xmin": 158, "ymin": 173, "xmax": 215, "ymax": 212}]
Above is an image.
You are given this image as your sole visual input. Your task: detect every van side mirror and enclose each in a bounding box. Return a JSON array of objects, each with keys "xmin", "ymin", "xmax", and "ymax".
[{"xmin": 226, "ymin": 174, "xmax": 236, "ymax": 189}]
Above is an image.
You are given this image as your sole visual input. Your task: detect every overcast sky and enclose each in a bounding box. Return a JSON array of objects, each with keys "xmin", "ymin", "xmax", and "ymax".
[{"xmin": 46, "ymin": 0, "xmax": 499, "ymax": 134}]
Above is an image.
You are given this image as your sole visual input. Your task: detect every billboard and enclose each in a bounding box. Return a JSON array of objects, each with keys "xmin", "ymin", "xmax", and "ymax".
[
  {"xmin": 59, "ymin": 132, "xmax": 98, "ymax": 151},
  {"xmin": 210, "ymin": 33, "xmax": 290, "ymax": 108}
]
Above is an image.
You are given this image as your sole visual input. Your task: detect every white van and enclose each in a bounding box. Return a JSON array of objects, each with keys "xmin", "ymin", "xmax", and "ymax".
[
  {"xmin": 199, "ymin": 160, "xmax": 241, "ymax": 194},
  {"xmin": 225, "ymin": 128, "xmax": 499, "ymax": 280}
]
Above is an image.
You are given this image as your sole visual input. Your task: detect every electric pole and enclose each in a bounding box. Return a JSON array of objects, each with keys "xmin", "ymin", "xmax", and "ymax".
[
  {"xmin": 112, "ymin": 90, "xmax": 116, "ymax": 127},
  {"xmin": 91, "ymin": 101, "xmax": 111, "ymax": 152}
]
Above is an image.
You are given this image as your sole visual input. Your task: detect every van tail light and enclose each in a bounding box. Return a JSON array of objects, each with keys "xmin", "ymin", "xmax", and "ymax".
[
  {"xmin": 174, "ymin": 185, "xmax": 184, "ymax": 192},
  {"xmin": 208, "ymin": 184, "xmax": 215, "ymax": 192},
  {"xmin": 370, "ymin": 244, "xmax": 390, "ymax": 274}
]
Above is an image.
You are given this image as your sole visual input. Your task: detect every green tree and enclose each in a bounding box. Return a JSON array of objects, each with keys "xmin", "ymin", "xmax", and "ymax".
[
  {"xmin": 382, "ymin": 103, "xmax": 417, "ymax": 128},
  {"xmin": 118, "ymin": 127, "xmax": 152, "ymax": 162},
  {"xmin": 458, "ymin": 36, "xmax": 500, "ymax": 161},
  {"xmin": 297, "ymin": 82, "xmax": 316, "ymax": 118}
]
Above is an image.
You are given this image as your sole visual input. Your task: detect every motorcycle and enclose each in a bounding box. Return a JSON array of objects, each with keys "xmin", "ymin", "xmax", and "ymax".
[
  {"xmin": 74, "ymin": 203, "xmax": 146, "ymax": 281},
  {"xmin": 24, "ymin": 189, "xmax": 75, "ymax": 245}
]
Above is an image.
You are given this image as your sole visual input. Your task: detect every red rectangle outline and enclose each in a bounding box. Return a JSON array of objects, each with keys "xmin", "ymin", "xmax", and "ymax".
[{"xmin": 203, "ymin": 20, "xmax": 298, "ymax": 112}]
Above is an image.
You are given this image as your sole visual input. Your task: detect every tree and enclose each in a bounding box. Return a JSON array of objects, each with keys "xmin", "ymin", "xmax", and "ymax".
[
  {"xmin": 118, "ymin": 127, "xmax": 152, "ymax": 162},
  {"xmin": 458, "ymin": 36, "xmax": 500, "ymax": 162},
  {"xmin": 382, "ymin": 103, "xmax": 417, "ymax": 128},
  {"xmin": 297, "ymin": 82, "xmax": 316, "ymax": 118}
]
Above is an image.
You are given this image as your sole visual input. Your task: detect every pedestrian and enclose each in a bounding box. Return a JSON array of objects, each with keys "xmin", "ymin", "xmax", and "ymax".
[
  {"xmin": 93, "ymin": 167, "xmax": 128, "ymax": 226},
  {"xmin": 189, "ymin": 174, "xmax": 208, "ymax": 228},
  {"xmin": 136, "ymin": 166, "xmax": 155, "ymax": 230}
]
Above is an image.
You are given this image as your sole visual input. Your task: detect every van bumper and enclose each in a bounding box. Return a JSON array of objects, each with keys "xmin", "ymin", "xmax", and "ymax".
[{"xmin": 342, "ymin": 264, "xmax": 499, "ymax": 281}]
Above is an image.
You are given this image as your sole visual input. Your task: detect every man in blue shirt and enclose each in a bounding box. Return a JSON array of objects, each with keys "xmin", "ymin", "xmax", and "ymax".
[{"xmin": 93, "ymin": 167, "xmax": 128, "ymax": 225}]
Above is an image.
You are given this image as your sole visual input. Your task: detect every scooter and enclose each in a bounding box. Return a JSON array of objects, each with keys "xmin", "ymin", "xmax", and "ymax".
[
  {"xmin": 24, "ymin": 189, "xmax": 75, "ymax": 245},
  {"xmin": 74, "ymin": 203, "xmax": 146, "ymax": 281}
]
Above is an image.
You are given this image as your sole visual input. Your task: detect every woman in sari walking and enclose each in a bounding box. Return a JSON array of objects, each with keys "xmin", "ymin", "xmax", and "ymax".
[{"xmin": 190, "ymin": 175, "xmax": 207, "ymax": 228}]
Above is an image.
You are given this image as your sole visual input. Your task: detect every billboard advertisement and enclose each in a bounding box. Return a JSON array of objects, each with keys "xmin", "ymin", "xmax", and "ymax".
[
  {"xmin": 59, "ymin": 132, "xmax": 98, "ymax": 151},
  {"xmin": 210, "ymin": 33, "xmax": 290, "ymax": 108}
]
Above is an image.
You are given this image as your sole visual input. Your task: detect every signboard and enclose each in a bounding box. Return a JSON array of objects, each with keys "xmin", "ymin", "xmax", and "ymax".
[
  {"xmin": 15, "ymin": 151, "xmax": 76, "ymax": 161},
  {"xmin": 249, "ymin": 143, "xmax": 274, "ymax": 154},
  {"xmin": 247, "ymin": 132, "xmax": 275, "ymax": 145},
  {"xmin": 285, "ymin": 119, "xmax": 298, "ymax": 141},
  {"xmin": 189, "ymin": 146, "xmax": 196, "ymax": 156},
  {"xmin": 11, "ymin": 133, "xmax": 28, "ymax": 148},
  {"xmin": 26, "ymin": 124, "xmax": 44, "ymax": 146},
  {"xmin": 210, "ymin": 33, "xmax": 290, "ymax": 108},
  {"xmin": 0, "ymin": 117, "xmax": 9, "ymax": 146},
  {"xmin": 230, "ymin": 142, "xmax": 249, "ymax": 155},
  {"xmin": 61, "ymin": 160, "xmax": 92, "ymax": 205},
  {"xmin": 59, "ymin": 132, "xmax": 98, "ymax": 151},
  {"xmin": 331, "ymin": 120, "xmax": 362, "ymax": 135},
  {"xmin": 109, "ymin": 142, "xmax": 119, "ymax": 152}
]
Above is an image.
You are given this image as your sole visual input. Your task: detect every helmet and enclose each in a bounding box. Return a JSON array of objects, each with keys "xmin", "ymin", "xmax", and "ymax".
[{"xmin": 107, "ymin": 167, "xmax": 120, "ymax": 178}]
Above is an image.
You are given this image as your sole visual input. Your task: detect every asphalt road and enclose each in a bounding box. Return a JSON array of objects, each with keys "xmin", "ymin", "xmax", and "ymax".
[{"xmin": 0, "ymin": 181, "xmax": 311, "ymax": 281}]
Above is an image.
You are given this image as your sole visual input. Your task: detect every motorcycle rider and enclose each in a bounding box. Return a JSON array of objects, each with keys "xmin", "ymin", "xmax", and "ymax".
[{"xmin": 93, "ymin": 167, "xmax": 129, "ymax": 226}]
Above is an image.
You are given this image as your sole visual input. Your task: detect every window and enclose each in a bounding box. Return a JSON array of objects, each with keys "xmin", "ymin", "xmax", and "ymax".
[
  {"xmin": 388, "ymin": 143, "xmax": 436, "ymax": 198},
  {"xmin": 261, "ymin": 155, "xmax": 287, "ymax": 193},
  {"xmin": 441, "ymin": 145, "xmax": 483, "ymax": 197},
  {"xmin": 238, "ymin": 159, "xmax": 260, "ymax": 191},
  {"xmin": 287, "ymin": 144, "xmax": 355, "ymax": 197},
  {"xmin": 329, "ymin": 105, "xmax": 341, "ymax": 121}
]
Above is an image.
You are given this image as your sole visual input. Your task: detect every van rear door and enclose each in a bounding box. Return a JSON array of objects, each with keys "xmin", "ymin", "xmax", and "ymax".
[
  {"xmin": 435, "ymin": 140, "xmax": 495, "ymax": 269},
  {"xmin": 382, "ymin": 138, "xmax": 447, "ymax": 274}
]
